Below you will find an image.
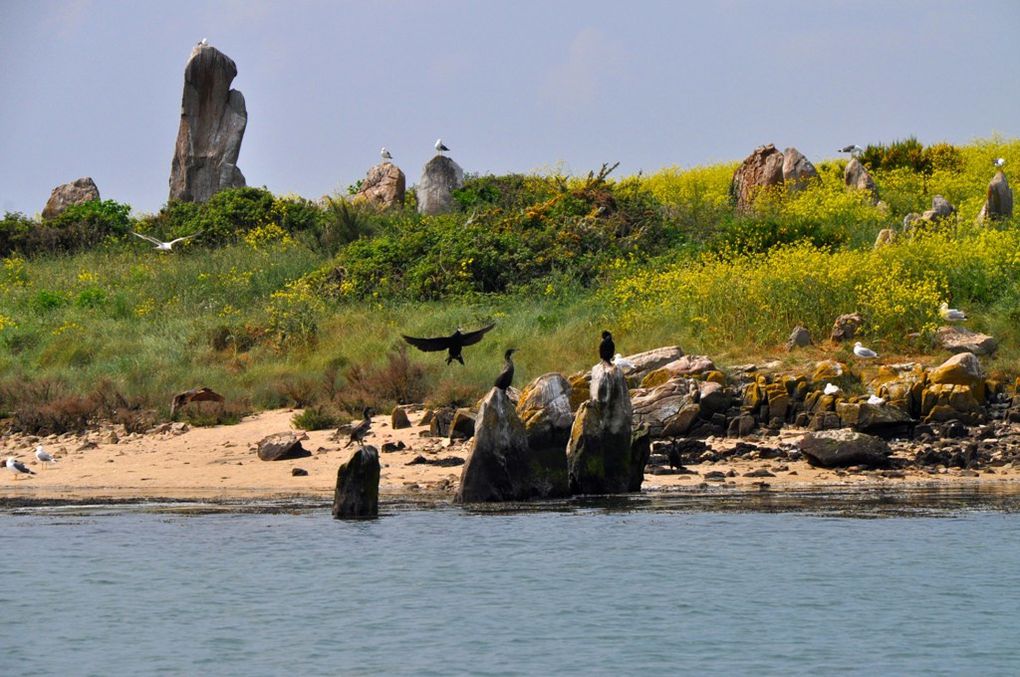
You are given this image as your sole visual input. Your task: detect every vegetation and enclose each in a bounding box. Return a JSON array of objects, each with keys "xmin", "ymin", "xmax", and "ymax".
[{"xmin": 0, "ymin": 136, "xmax": 1017, "ymax": 433}]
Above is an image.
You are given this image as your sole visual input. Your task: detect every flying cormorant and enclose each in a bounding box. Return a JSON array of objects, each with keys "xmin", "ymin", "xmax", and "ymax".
[
  {"xmin": 599, "ymin": 330, "xmax": 615, "ymax": 366},
  {"xmin": 402, "ymin": 324, "xmax": 495, "ymax": 365},
  {"xmin": 494, "ymin": 349, "xmax": 516, "ymax": 390},
  {"xmin": 345, "ymin": 407, "xmax": 373, "ymax": 448}
]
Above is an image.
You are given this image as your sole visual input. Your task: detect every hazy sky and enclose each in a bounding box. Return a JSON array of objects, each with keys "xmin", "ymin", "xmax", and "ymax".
[{"xmin": 2, "ymin": 0, "xmax": 1018, "ymax": 215}]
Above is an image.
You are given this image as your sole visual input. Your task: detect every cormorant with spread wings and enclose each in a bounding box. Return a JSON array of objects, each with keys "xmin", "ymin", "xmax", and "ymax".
[{"xmin": 402, "ymin": 324, "xmax": 495, "ymax": 365}]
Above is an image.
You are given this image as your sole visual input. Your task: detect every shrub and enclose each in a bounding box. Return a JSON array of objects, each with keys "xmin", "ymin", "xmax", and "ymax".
[
  {"xmin": 1, "ymin": 200, "xmax": 133, "ymax": 257},
  {"xmin": 292, "ymin": 405, "xmax": 346, "ymax": 431},
  {"xmin": 337, "ymin": 345, "xmax": 432, "ymax": 411}
]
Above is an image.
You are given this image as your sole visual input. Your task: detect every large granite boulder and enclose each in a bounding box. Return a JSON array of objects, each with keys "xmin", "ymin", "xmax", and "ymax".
[
  {"xmin": 567, "ymin": 363, "xmax": 636, "ymax": 494},
  {"xmin": 256, "ymin": 432, "xmax": 309, "ymax": 461},
  {"xmin": 517, "ymin": 373, "xmax": 574, "ymax": 450},
  {"xmin": 977, "ymin": 171, "xmax": 1013, "ymax": 222},
  {"xmin": 835, "ymin": 402, "xmax": 914, "ymax": 439},
  {"xmin": 640, "ymin": 355, "xmax": 716, "ymax": 388},
  {"xmin": 458, "ymin": 387, "xmax": 567, "ymax": 502},
  {"xmin": 41, "ymin": 177, "xmax": 100, "ymax": 220},
  {"xmin": 782, "ymin": 147, "xmax": 819, "ymax": 192},
  {"xmin": 169, "ymin": 44, "xmax": 247, "ymax": 203},
  {"xmin": 844, "ymin": 158, "xmax": 878, "ymax": 204},
  {"xmin": 936, "ymin": 326, "xmax": 997, "ymax": 356},
  {"xmin": 332, "ymin": 445, "xmax": 380, "ymax": 518},
  {"xmin": 355, "ymin": 162, "xmax": 405, "ymax": 209},
  {"xmin": 631, "ymin": 377, "xmax": 700, "ymax": 436},
  {"xmin": 799, "ymin": 430, "xmax": 892, "ymax": 468},
  {"xmin": 929, "ymin": 352, "xmax": 985, "ymax": 395},
  {"xmin": 730, "ymin": 144, "xmax": 785, "ymax": 213},
  {"xmin": 417, "ymin": 155, "xmax": 464, "ymax": 215}
]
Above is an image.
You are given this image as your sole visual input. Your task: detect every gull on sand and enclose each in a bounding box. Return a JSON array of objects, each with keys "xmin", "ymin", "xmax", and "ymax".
[
  {"xmin": 854, "ymin": 342, "xmax": 878, "ymax": 359},
  {"xmin": 6, "ymin": 457, "xmax": 34, "ymax": 479},
  {"xmin": 940, "ymin": 302, "xmax": 967, "ymax": 322},
  {"xmin": 35, "ymin": 445, "xmax": 57, "ymax": 468},
  {"xmin": 132, "ymin": 232, "xmax": 200, "ymax": 251}
]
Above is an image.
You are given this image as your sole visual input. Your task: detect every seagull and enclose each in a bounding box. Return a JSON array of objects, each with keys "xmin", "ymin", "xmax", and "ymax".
[
  {"xmin": 940, "ymin": 302, "xmax": 967, "ymax": 322},
  {"xmin": 6, "ymin": 457, "xmax": 34, "ymax": 479},
  {"xmin": 838, "ymin": 144, "xmax": 865, "ymax": 158},
  {"xmin": 853, "ymin": 341, "xmax": 878, "ymax": 359},
  {"xmin": 435, "ymin": 138, "xmax": 449, "ymax": 155},
  {"xmin": 994, "ymin": 158, "xmax": 1006, "ymax": 168},
  {"xmin": 380, "ymin": 147, "xmax": 392, "ymax": 161},
  {"xmin": 131, "ymin": 231, "xmax": 200, "ymax": 252},
  {"xmin": 344, "ymin": 407, "xmax": 373, "ymax": 448},
  {"xmin": 613, "ymin": 353, "xmax": 636, "ymax": 371},
  {"xmin": 823, "ymin": 383, "xmax": 840, "ymax": 396},
  {"xmin": 35, "ymin": 445, "xmax": 57, "ymax": 469},
  {"xmin": 200, "ymin": 38, "xmax": 208, "ymax": 46},
  {"xmin": 866, "ymin": 395, "xmax": 886, "ymax": 405}
]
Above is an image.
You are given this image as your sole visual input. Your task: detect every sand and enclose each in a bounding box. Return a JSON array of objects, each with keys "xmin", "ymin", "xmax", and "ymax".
[{"xmin": 2, "ymin": 408, "xmax": 1019, "ymax": 504}]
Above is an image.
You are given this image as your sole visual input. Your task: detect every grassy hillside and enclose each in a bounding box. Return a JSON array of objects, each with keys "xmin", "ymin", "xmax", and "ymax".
[{"xmin": 1, "ymin": 136, "xmax": 1017, "ymax": 432}]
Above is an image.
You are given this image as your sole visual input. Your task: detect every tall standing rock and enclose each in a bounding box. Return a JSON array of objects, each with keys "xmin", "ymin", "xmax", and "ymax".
[
  {"xmin": 417, "ymin": 155, "xmax": 464, "ymax": 215},
  {"xmin": 977, "ymin": 171, "xmax": 1013, "ymax": 222},
  {"xmin": 782, "ymin": 147, "xmax": 819, "ymax": 192},
  {"xmin": 169, "ymin": 44, "xmax": 247, "ymax": 203},
  {"xmin": 567, "ymin": 363, "xmax": 637, "ymax": 495},
  {"xmin": 42, "ymin": 177, "xmax": 100, "ymax": 220},
  {"xmin": 332, "ymin": 445, "xmax": 380, "ymax": 518},
  {"xmin": 355, "ymin": 162, "xmax": 406, "ymax": 209},
  {"xmin": 844, "ymin": 157, "xmax": 878, "ymax": 204},
  {"xmin": 730, "ymin": 144, "xmax": 785, "ymax": 213}
]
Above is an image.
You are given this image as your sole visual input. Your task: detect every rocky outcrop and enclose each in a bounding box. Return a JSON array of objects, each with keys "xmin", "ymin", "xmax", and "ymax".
[
  {"xmin": 458, "ymin": 387, "xmax": 567, "ymax": 502},
  {"xmin": 355, "ymin": 162, "xmax": 405, "ymax": 209},
  {"xmin": 782, "ymin": 147, "xmax": 819, "ymax": 192},
  {"xmin": 417, "ymin": 155, "xmax": 464, "ymax": 215},
  {"xmin": 977, "ymin": 171, "xmax": 1013, "ymax": 222},
  {"xmin": 830, "ymin": 313, "xmax": 863, "ymax": 343},
  {"xmin": 256, "ymin": 432, "xmax": 308, "ymax": 461},
  {"xmin": 731, "ymin": 144, "xmax": 785, "ymax": 213},
  {"xmin": 874, "ymin": 228, "xmax": 896, "ymax": 247},
  {"xmin": 41, "ymin": 177, "xmax": 100, "ymax": 220},
  {"xmin": 835, "ymin": 402, "xmax": 913, "ymax": 438},
  {"xmin": 517, "ymin": 373, "xmax": 574, "ymax": 450},
  {"xmin": 844, "ymin": 158, "xmax": 878, "ymax": 203},
  {"xmin": 332, "ymin": 445, "xmax": 380, "ymax": 518},
  {"xmin": 799, "ymin": 430, "xmax": 891, "ymax": 468},
  {"xmin": 937, "ymin": 326, "xmax": 997, "ymax": 356},
  {"xmin": 921, "ymin": 195, "xmax": 955, "ymax": 221},
  {"xmin": 631, "ymin": 377, "xmax": 700, "ymax": 436},
  {"xmin": 169, "ymin": 44, "xmax": 247, "ymax": 203},
  {"xmin": 640, "ymin": 355, "xmax": 716, "ymax": 388},
  {"xmin": 567, "ymin": 363, "xmax": 636, "ymax": 494},
  {"xmin": 568, "ymin": 346, "xmax": 683, "ymax": 408}
]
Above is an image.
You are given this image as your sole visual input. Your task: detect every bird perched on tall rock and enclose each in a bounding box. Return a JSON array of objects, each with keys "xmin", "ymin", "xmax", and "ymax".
[
  {"xmin": 994, "ymin": 157, "xmax": 1006, "ymax": 168},
  {"xmin": 402, "ymin": 324, "xmax": 495, "ymax": 365},
  {"xmin": 435, "ymin": 138, "xmax": 449, "ymax": 155},
  {"xmin": 599, "ymin": 330, "xmax": 615, "ymax": 366},
  {"xmin": 344, "ymin": 407, "xmax": 373, "ymax": 448},
  {"xmin": 381, "ymin": 147, "xmax": 392, "ymax": 161},
  {"xmin": 494, "ymin": 349, "xmax": 516, "ymax": 391}
]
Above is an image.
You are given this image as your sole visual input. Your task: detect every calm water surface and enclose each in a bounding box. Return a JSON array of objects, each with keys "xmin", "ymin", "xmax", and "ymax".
[{"xmin": 2, "ymin": 491, "xmax": 1020, "ymax": 676}]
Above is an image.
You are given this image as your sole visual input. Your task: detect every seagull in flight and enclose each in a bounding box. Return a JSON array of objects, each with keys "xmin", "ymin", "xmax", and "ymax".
[
  {"xmin": 35, "ymin": 445, "xmax": 57, "ymax": 469},
  {"xmin": 435, "ymin": 138, "xmax": 449, "ymax": 155},
  {"xmin": 838, "ymin": 144, "xmax": 865, "ymax": 158},
  {"xmin": 939, "ymin": 302, "xmax": 967, "ymax": 322},
  {"xmin": 853, "ymin": 341, "xmax": 878, "ymax": 359},
  {"xmin": 380, "ymin": 147, "xmax": 392, "ymax": 161},
  {"xmin": 6, "ymin": 457, "xmax": 34, "ymax": 479},
  {"xmin": 131, "ymin": 231, "xmax": 200, "ymax": 252}
]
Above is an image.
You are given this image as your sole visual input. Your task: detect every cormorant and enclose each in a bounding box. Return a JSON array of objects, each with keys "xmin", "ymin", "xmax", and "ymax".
[
  {"xmin": 494, "ymin": 349, "xmax": 516, "ymax": 390},
  {"xmin": 599, "ymin": 330, "xmax": 615, "ymax": 366},
  {"xmin": 345, "ymin": 407, "xmax": 373, "ymax": 448},
  {"xmin": 402, "ymin": 324, "xmax": 495, "ymax": 365}
]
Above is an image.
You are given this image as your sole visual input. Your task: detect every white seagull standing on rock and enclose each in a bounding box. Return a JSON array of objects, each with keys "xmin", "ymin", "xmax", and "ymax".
[
  {"xmin": 6, "ymin": 457, "xmax": 34, "ymax": 479},
  {"xmin": 994, "ymin": 158, "xmax": 1006, "ymax": 168},
  {"xmin": 380, "ymin": 147, "xmax": 392, "ymax": 161},
  {"xmin": 612, "ymin": 353, "xmax": 636, "ymax": 371},
  {"xmin": 823, "ymin": 383, "xmax": 840, "ymax": 396},
  {"xmin": 131, "ymin": 231, "xmax": 200, "ymax": 252},
  {"xmin": 853, "ymin": 341, "xmax": 878, "ymax": 359},
  {"xmin": 867, "ymin": 394, "xmax": 886, "ymax": 405},
  {"xmin": 35, "ymin": 445, "xmax": 57, "ymax": 469},
  {"xmin": 435, "ymin": 138, "xmax": 449, "ymax": 155},
  {"xmin": 940, "ymin": 302, "xmax": 967, "ymax": 322}
]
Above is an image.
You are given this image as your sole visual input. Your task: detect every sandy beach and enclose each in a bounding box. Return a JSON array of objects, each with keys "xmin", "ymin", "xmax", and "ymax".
[{"xmin": 2, "ymin": 408, "xmax": 1018, "ymax": 505}]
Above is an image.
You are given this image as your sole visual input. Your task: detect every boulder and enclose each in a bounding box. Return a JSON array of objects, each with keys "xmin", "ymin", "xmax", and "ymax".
[
  {"xmin": 332, "ymin": 445, "xmax": 380, "ymax": 518},
  {"xmin": 631, "ymin": 377, "xmax": 700, "ymax": 436},
  {"xmin": 429, "ymin": 407, "xmax": 456, "ymax": 437},
  {"xmin": 355, "ymin": 162, "xmax": 405, "ymax": 209},
  {"xmin": 256, "ymin": 432, "xmax": 309, "ymax": 461},
  {"xmin": 835, "ymin": 402, "xmax": 913, "ymax": 438},
  {"xmin": 457, "ymin": 387, "xmax": 567, "ymax": 502},
  {"xmin": 170, "ymin": 386, "xmax": 224, "ymax": 418},
  {"xmin": 830, "ymin": 313, "xmax": 863, "ymax": 343},
  {"xmin": 844, "ymin": 158, "xmax": 878, "ymax": 204},
  {"xmin": 169, "ymin": 44, "xmax": 247, "ymax": 203},
  {"xmin": 977, "ymin": 171, "xmax": 1013, "ymax": 222},
  {"xmin": 628, "ymin": 426, "xmax": 652, "ymax": 492},
  {"xmin": 417, "ymin": 155, "xmax": 464, "ymax": 215},
  {"xmin": 568, "ymin": 346, "xmax": 684, "ymax": 405},
  {"xmin": 41, "ymin": 177, "xmax": 100, "ymax": 220},
  {"xmin": 812, "ymin": 360, "xmax": 848, "ymax": 383},
  {"xmin": 921, "ymin": 195, "xmax": 955, "ymax": 221},
  {"xmin": 936, "ymin": 326, "xmax": 997, "ymax": 356},
  {"xmin": 799, "ymin": 430, "xmax": 891, "ymax": 468},
  {"xmin": 781, "ymin": 147, "xmax": 819, "ymax": 192},
  {"xmin": 903, "ymin": 213, "xmax": 921, "ymax": 230},
  {"xmin": 786, "ymin": 326, "xmax": 812, "ymax": 351},
  {"xmin": 929, "ymin": 352, "xmax": 985, "ymax": 396},
  {"xmin": 567, "ymin": 363, "xmax": 635, "ymax": 494},
  {"xmin": 391, "ymin": 406, "xmax": 411, "ymax": 429},
  {"xmin": 698, "ymin": 380, "xmax": 730, "ymax": 416},
  {"xmin": 641, "ymin": 355, "xmax": 716, "ymax": 387},
  {"xmin": 449, "ymin": 408, "xmax": 476, "ymax": 440},
  {"xmin": 874, "ymin": 228, "xmax": 896, "ymax": 248},
  {"xmin": 727, "ymin": 414, "xmax": 756, "ymax": 438},
  {"xmin": 730, "ymin": 144, "xmax": 785, "ymax": 213},
  {"xmin": 516, "ymin": 373, "xmax": 574, "ymax": 450}
]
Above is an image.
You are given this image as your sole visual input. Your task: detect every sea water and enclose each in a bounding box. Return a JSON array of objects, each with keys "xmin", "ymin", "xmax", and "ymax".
[{"xmin": 2, "ymin": 490, "xmax": 1020, "ymax": 676}]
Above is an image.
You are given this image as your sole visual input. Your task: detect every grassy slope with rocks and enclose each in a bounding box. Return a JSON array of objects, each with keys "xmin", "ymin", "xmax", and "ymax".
[{"xmin": 0, "ymin": 136, "xmax": 1017, "ymax": 433}]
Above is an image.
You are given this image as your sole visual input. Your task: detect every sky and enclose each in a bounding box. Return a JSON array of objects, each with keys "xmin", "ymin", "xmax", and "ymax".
[{"xmin": 1, "ymin": 0, "xmax": 1018, "ymax": 215}]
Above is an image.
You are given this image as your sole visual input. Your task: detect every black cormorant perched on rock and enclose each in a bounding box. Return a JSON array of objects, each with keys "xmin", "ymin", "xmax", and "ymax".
[
  {"xmin": 494, "ymin": 349, "xmax": 516, "ymax": 390},
  {"xmin": 345, "ymin": 407, "xmax": 373, "ymax": 448},
  {"xmin": 599, "ymin": 330, "xmax": 615, "ymax": 366},
  {"xmin": 402, "ymin": 324, "xmax": 495, "ymax": 365}
]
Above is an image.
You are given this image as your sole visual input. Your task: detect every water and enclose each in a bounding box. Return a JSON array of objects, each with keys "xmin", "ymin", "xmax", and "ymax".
[{"xmin": 3, "ymin": 491, "xmax": 1020, "ymax": 676}]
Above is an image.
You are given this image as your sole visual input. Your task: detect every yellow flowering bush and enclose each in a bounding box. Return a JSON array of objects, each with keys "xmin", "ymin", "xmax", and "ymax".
[
  {"xmin": 244, "ymin": 222, "xmax": 294, "ymax": 250},
  {"xmin": 265, "ymin": 277, "xmax": 325, "ymax": 347}
]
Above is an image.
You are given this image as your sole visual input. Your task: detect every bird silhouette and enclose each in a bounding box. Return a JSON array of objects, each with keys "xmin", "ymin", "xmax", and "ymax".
[
  {"xmin": 599, "ymin": 330, "xmax": 615, "ymax": 366},
  {"xmin": 494, "ymin": 349, "xmax": 516, "ymax": 390},
  {"xmin": 344, "ymin": 407, "xmax": 373, "ymax": 448},
  {"xmin": 402, "ymin": 324, "xmax": 495, "ymax": 365}
]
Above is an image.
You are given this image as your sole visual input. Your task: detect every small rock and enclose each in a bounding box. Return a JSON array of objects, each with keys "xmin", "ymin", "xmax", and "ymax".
[
  {"xmin": 381, "ymin": 441, "xmax": 406, "ymax": 453},
  {"xmin": 786, "ymin": 326, "xmax": 812, "ymax": 351},
  {"xmin": 391, "ymin": 407, "xmax": 411, "ymax": 430},
  {"xmin": 291, "ymin": 467, "xmax": 308, "ymax": 476}
]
